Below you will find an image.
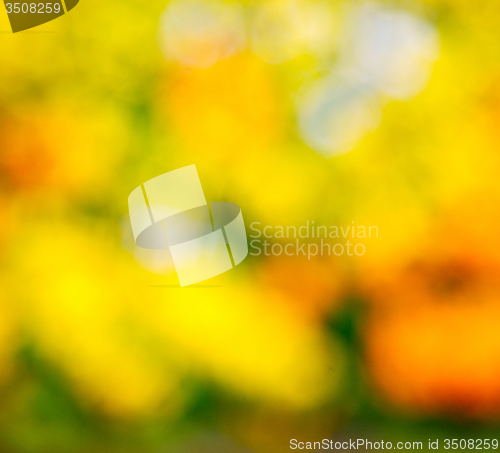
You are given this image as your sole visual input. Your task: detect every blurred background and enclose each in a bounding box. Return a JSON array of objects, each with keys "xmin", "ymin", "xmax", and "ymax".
[{"xmin": 1, "ymin": 0, "xmax": 500, "ymax": 451}]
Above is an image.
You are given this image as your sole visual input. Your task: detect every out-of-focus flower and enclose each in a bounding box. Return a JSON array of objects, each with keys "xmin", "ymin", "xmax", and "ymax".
[
  {"xmin": 297, "ymin": 78, "xmax": 381, "ymax": 157},
  {"xmin": 249, "ymin": 0, "xmax": 339, "ymax": 64},
  {"xmin": 0, "ymin": 113, "xmax": 54, "ymax": 191},
  {"xmin": 366, "ymin": 297, "xmax": 500, "ymax": 419},
  {"xmin": 11, "ymin": 222, "xmax": 184, "ymax": 418},
  {"xmin": 339, "ymin": 3, "xmax": 440, "ymax": 100},
  {"xmin": 136, "ymin": 283, "xmax": 345, "ymax": 409},
  {"xmin": 357, "ymin": 195, "xmax": 500, "ymax": 303},
  {"xmin": 167, "ymin": 54, "xmax": 282, "ymax": 163},
  {"xmin": 158, "ymin": 0, "xmax": 246, "ymax": 68},
  {"xmin": 0, "ymin": 106, "xmax": 125, "ymax": 196},
  {"xmin": 363, "ymin": 204, "xmax": 500, "ymax": 418}
]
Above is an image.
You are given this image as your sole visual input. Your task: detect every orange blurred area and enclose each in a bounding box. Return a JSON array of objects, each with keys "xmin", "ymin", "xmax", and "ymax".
[
  {"xmin": 366, "ymin": 300, "xmax": 500, "ymax": 419},
  {"xmin": 254, "ymin": 255, "xmax": 347, "ymax": 323},
  {"xmin": 166, "ymin": 54, "xmax": 283, "ymax": 166},
  {"xmin": 0, "ymin": 105, "xmax": 125, "ymax": 196}
]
